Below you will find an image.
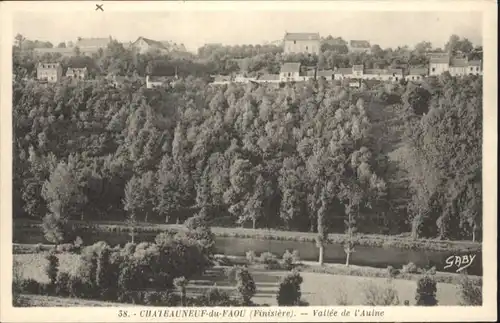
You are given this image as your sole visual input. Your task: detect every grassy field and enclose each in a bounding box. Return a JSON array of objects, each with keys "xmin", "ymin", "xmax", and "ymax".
[
  {"xmin": 15, "ymin": 294, "xmax": 134, "ymax": 307},
  {"xmin": 14, "ymin": 253, "xmax": 463, "ymax": 306}
]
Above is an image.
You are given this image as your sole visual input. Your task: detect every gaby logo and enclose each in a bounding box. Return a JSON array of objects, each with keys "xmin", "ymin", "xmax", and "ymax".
[{"xmin": 443, "ymin": 254, "xmax": 477, "ymax": 272}]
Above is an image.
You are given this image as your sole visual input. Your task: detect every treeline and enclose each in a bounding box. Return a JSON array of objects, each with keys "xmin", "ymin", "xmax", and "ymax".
[
  {"xmin": 13, "ymin": 73, "xmax": 482, "ymax": 241},
  {"xmin": 13, "ymin": 34, "xmax": 483, "ymax": 82}
]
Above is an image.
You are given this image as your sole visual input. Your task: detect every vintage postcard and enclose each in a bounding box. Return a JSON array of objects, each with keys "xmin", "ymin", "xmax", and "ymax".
[{"xmin": 0, "ymin": 0, "xmax": 497, "ymax": 322}]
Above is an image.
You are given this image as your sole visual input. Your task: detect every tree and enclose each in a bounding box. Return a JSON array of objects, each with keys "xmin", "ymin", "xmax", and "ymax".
[
  {"xmin": 123, "ymin": 176, "xmax": 141, "ymax": 242},
  {"xmin": 57, "ymin": 42, "xmax": 67, "ymax": 48},
  {"xmin": 235, "ymin": 267, "xmax": 256, "ymax": 305}
]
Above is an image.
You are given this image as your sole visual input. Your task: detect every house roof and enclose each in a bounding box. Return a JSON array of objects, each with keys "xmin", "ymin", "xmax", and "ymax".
[
  {"xmin": 450, "ymin": 58, "xmax": 468, "ymax": 67},
  {"xmin": 284, "ymin": 33, "xmax": 320, "ymax": 41},
  {"xmin": 408, "ymin": 67, "xmax": 428, "ymax": 75},
  {"xmin": 334, "ymin": 67, "xmax": 353, "ymax": 74},
  {"xmin": 364, "ymin": 69, "xmax": 386, "ymax": 75},
  {"xmin": 66, "ymin": 67, "xmax": 87, "ymax": 72},
  {"xmin": 280, "ymin": 62, "xmax": 301, "ymax": 73},
  {"xmin": 148, "ymin": 75, "xmax": 169, "ymax": 83},
  {"xmin": 133, "ymin": 37, "xmax": 167, "ymax": 50},
  {"xmin": 352, "ymin": 65, "xmax": 364, "ymax": 72},
  {"xmin": 75, "ymin": 38, "xmax": 111, "ymax": 48},
  {"xmin": 350, "ymin": 40, "xmax": 371, "ymax": 48},
  {"xmin": 468, "ymin": 60, "xmax": 482, "ymax": 67},
  {"xmin": 317, "ymin": 69, "xmax": 334, "ymax": 77},
  {"xmin": 38, "ymin": 62, "xmax": 61, "ymax": 69},
  {"xmin": 430, "ymin": 56, "xmax": 450, "ymax": 64}
]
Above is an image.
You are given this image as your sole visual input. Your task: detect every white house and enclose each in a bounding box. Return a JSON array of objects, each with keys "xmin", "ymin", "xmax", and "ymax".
[
  {"xmin": 406, "ymin": 67, "xmax": 428, "ymax": 82},
  {"xmin": 279, "ymin": 62, "xmax": 302, "ymax": 82},
  {"xmin": 146, "ymin": 75, "xmax": 169, "ymax": 88},
  {"xmin": 283, "ymin": 33, "xmax": 320, "ymax": 55},
  {"xmin": 467, "ymin": 60, "xmax": 482, "ymax": 75},
  {"xmin": 429, "ymin": 55, "xmax": 450, "ymax": 76},
  {"xmin": 37, "ymin": 63, "xmax": 63, "ymax": 83},
  {"xmin": 449, "ymin": 58, "xmax": 468, "ymax": 77},
  {"xmin": 66, "ymin": 67, "xmax": 88, "ymax": 80}
]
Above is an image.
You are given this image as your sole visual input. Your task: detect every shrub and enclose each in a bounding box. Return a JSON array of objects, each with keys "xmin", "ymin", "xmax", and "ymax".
[
  {"xmin": 143, "ymin": 291, "xmax": 164, "ymax": 306},
  {"xmin": 276, "ymin": 270, "xmax": 303, "ymax": 306},
  {"xmin": 55, "ymin": 272, "xmax": 72, "ymax": 297},
  {"xmin": 236, "ymin": 267, "xmax": 256, "ymax": 305},
  {"xmin": 459, "ymin": 275, "xmax": 482, "ymax": 305},
  {"xmin": 415, "ymin": 275, "xmax": 438, "ymax": 306},
  {"xmin": 155, "ymin": 232, "xmax": 173, "ymax": 246},
  {"xmin": 387, "ymin": 265, "xmax": 399, "ymax": 278},
  {"xmin": 203, "ymin": 287, "xmax": 233, "ymax": 306},
  {"xmin": 401, "ymin": 262, "xmax": 419, "ymax": 274},
  {"xmin": 45, "ymin": 250, "xmax": 59, "ymax": 285},
  {"xmin": 361, "ymin": 280, "xmax": 400, "ymax": 306},
  {"xmin": 42, "ymin": 213, "xmax": 66, "ymax": 244},
  {"xmin": 246, "ymin": 250, "xmax": 256, "ymax": 264},
  {"xmin": 282, "ymin": 250, "xmax": 295, "ymax": 270},
  {"xmin": 56, "ymin": 243, "xmax": 74, "ymax": 253},
  {"xmin": 15, "ymin": 278, "xmax": 43, "ymax": 295},
  {"xmin": 34, "ymin": 243, "xmax": 44, "ymax": 253},
  {"xmin": 259, "ymin": 252, "xmax": 280, "ymax": 269},
  {"xmin": 292, "ymin": 250, "xmax": 300, "ymax": 263}
]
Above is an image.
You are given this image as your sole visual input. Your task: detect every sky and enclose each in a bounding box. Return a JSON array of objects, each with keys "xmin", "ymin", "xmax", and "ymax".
[{"xmin": 12, "ymin": 9, "xmax": 483, "ymax": 52}]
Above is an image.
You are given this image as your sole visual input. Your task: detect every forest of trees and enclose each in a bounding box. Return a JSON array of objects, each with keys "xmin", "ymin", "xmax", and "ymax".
[{"xmin": 13, "ymin": 68, "xmax": 483, "ymax": 241}]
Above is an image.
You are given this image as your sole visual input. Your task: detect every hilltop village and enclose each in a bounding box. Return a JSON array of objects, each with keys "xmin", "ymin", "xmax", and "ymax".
[{"xmin": 17, "ymin": 32, "xmax": 482, "ymax": 89}]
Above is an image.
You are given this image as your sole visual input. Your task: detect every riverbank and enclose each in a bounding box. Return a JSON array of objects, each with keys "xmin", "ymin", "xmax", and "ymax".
[{"xmin": 14, "ymin": 220, "xmax": 481, "ymax": 253}]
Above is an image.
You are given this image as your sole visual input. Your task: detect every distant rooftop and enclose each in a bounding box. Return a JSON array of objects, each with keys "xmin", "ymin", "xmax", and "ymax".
[
  {"xmin": 75, "ymin": 37, "xmax": 111, "ymax": 48},
  {"xmin": 284, "ymin": 33, "xmax": 320, "ymax": 41},
  {"xmin": 350, "ymin": 40, "xmax": 371, "ymax": 48}
]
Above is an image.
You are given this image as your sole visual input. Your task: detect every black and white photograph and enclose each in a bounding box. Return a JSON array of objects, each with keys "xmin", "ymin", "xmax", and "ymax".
[{"xmin": 0, "ymin": 1, "xmax": 497, "ymax": 322}]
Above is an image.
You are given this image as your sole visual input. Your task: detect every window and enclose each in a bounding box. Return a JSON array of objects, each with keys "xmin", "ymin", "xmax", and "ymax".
[
  {"xmin": 432, "ymin": 67, "xmax": 436, "ymax": 72},
  {"xmin": 411, "ymin": 76, "xmax": 415, "ymax": 80},
  {"xmin": 294, "ymin": 40, "xmax": 296, "ymax": 44},
  {"xmin": 306, "ymin": 46, "xmax": 308, "ymax": 51},
  {"xmin": 476, "ymin": 67, "xmax": 479, "ymax": 71}
]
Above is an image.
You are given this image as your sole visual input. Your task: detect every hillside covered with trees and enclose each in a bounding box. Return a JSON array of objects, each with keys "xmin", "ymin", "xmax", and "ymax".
[{"xmin": 13, "ymin": 71, "xmax": 483, "ymax": 242}]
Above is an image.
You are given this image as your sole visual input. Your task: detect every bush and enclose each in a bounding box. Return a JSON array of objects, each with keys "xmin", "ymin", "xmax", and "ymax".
[
  {"xmin": 246, "ymin": 250, "xmax": 256, "ymax": 264},
  {"xmin": 259, "ymin": 252, "xmax": 280, "ymax": 269},
  {"xmin": 387, "ymin": 265, "xmax": 400, "ymax": 278},
  {"xmin": 155, "ymin": 232, "xmax": 173, "ymax": 246},
  {"xmin": 401, "ymin": 262, "xmax": 419, "ymax": 274},
  {"xmin": 282, "ymin": 250, "xmax": 295, "ymax": 270},
  {"xmin": 45, "ymin": 250, "xmax": 59, "ymax": 285},
  {"xmin": 56, "ymin": 243, "xmax": 74, "ymax": 253},
  {"xmin": 55, "ymin": 272, "xmax": 72, "ymax": 297},
  {"xmin": 459, "ymin": 275, "xmax": 482, "ymax": 305},
  {"xmin": 34, "ymin": 243, "xmax": 44, "ymax": 253},
  {"xmin": 361, "ymin": 280, "xmax": 400, "ymax": 305},
  {"xmin": 15, "ymin": 278, "xmax": 43, "ymax": 295},
  {"xmin": 415, "ymin": 275, "xmax": 438, "ymax": 306},
  {"xmin": 203, "ymin": 287, "xmax": 234, "ymax": 306},
  {"xmin": 276, "ymin": 270, "xmax": 303, "ymax": 306},
  {"xmin": 236, "ymin": 267, "xmax": 256, "ymax": 305}
]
